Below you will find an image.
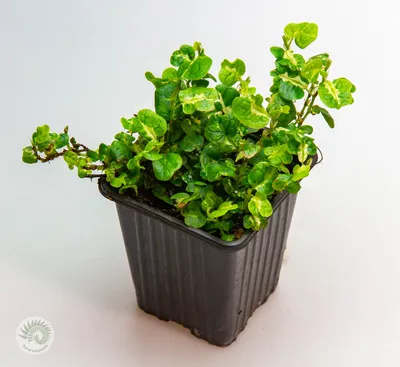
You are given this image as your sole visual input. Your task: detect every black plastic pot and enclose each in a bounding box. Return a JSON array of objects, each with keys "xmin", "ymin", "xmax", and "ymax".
[{"xmin": 98, "ymin": 177, "xmax": 304, "ymax": 347}]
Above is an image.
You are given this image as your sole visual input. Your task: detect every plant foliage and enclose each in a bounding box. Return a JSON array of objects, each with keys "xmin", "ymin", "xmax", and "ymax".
[{"xmin": 22, "ymin": 22, "xmax": 355, "ymax": 241}]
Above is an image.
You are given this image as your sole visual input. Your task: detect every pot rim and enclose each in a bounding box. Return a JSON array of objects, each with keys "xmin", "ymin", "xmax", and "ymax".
[{"xmin": 98, "ymin": 154, "xmax": 319, "ymax": 252}]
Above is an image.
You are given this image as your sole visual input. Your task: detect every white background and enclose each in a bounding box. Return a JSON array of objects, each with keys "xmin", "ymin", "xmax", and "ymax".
[{"xmin": 1, "ymin": 0, "xmax": 399, "ymax": 366}]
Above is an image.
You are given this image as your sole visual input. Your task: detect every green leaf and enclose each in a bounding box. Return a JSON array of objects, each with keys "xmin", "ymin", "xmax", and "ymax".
[
  {"xmin": 63, "ymin": 151, "xmax": 78, "ymax": 169},
  {"xmin": 201, "ymin": 191, "xmax": 223, "ymax": 214},
  {"xmin": 267, "ymin": 93, "xmax": 296, "ymax": 125},
  {"xmin": 131, "ymin": 109, "xmax": 168, "ymax": 140},
  {"xmin": 162, "ymin": 67, "xmax": 178, "ymax": 80},
  {"xmin": 304, "ymin": 136, "xmax": 317, "ymax": 156},
  {"xmin": 235, "ymin": 140, "xmax": 260, "ymax": 161},
  {"xmin": 208, "ymin": 202, "xmax": 238, "ymax": 219},
  {"xmin": 280, "ymin": 72, "xmax": 308, "ymax": 89},
  {"xmin": 182, "ymin": 104, "xmax": 196, "ymax": 114},
  {"xmin": 215, "ymin": 84, "xmax": 240, "ymax": 107},
  {"xmin": 248, "ymin": 162, "xmax": 278, "ymax": 195},
  {"xmin": 119, "ymin": 173, "xmax": 140, "ymax": 194},
  {"xmin": 312, "ymin": 105, "xmax": 335, "ymax": 128},
  {"xmin": 181, "ymin": 201, "xmax": 207, "ymax": 228},
  {"xmin": 200, "ymin": 144, "xmax": 222, "ymax": 166},
  {"xmin": 155, "ymin": 83, "xmax": 181, "ymax": 120},
  {"xmin": 87, "ymin": 149, "xmax": 99, "ymax": 161},
  {"xmin": 178, "ymin": 87, "xmax": 219, "ymax": 114},
  {"xmin": 248, "ymin": 191, "xmax": 273, "ymax": 218},
  {"xmin": 296, "ymin": 23, "xmax": 318, "ymax": 49},
  {"xmin": 180, "ymin": 44, "xmax": 195, "ymax": 59},
  {"xmin": 287, "ymin": 136, "xmax": 300, "ymax": 154},
  {"xmin": 221, "ymin": 233, "xmax": 235, "ymax": 241},
  {"xmin": 152, "ymin": 184, "xmax": 173, "ymax": 205},
  {"xmin": 218, "ymin": 59, "xmax": 246, "ymax": 87},
  {"xmin": 186, "ymin": 181, "xmax": 210, "ymax": 197},
  {"xmin": 152, "ymin": 153, "xmax": 183, "ymax": 181},
  {"xmin": 301, "ymin": 58, "xmax": 323, "ymax": 83},
  {"xmin": 284, "ymin": 22, "xmax": 318, "ymax": 49},
  {"xmin": 318, "ymin": 78, "xmax": 355, "ymax": 109},
  {"xmin": 205, "ymin": 220, "xmax": 233, "ymax": 233},
  {"xmin": 144, "ymin": 140, "xmax": 165, "ymax": 152},
  {"xmin": 204, "ymin": 114, "xmax": 239, "ymax": 152},
  {"xmin": 143, "ymin": 151, "xmax": 163, "ymax": 161},
  {"xmin": 202, "ymin": 159, "xmax": 236, "ymax": 182},
  {"xmin": 110, "ymin": 140, "xmax": 132, "ymax": 161},
  {"xmin": 192, "ymin": 79, "xmax": 209, "ymax": 88},
  {"xmin": 272, "ymin": 174, "xmax": 291, "ymax": 191},
  {"xmin": 286, "ymin": 180, "xmax": 301, "ymax": 194},
  {"xmin": 104, "ymin": 167, "xmax": 115, "ymax": 181},
  {"xmin": 171, "ymin": 192, "xmax": 190, "ymax": 203},
  {"xmin": 222, "ymin": 177, "xmax": 235, "ymax": 195},
  {"xmin": 243, "ymin": 214, "xmax": 268, "ymax": 231},
  {"xmin": 77, "ymin": 168, "xmax": 89, "ymax": 178},
  {"xmin": 298, "ymin": 125, "xmax": 313, "ymax": 135},
  {"xmin": 241, "ymin": 140, "xmax": 261, "ymax": 158},
  {"xmin": 264, "ymin": 144, "xmax": 293, "ymax": 166},
  {"xmin": 181, "ymin": 56, "xmax": 212, "ymax": 80},
  {"xmin": 279, "ymin": 81, "xmax": 305, "ymax": 100},
  {"xmin": 171, "ymin": 125, "xmax": 187, "ymax": 145},
  {"xmin": 22, "ymin": 147, "xmax": 38, "ymax": 164},
  {"xmin": 33, "ymin": 125, "xmax": 50, "ymax": 145},
  {"xmin": 114, "ymin": 132, "xmax": 135, "ymax": 145},
  {"xmin": 232, "ymin": 96, "xmax": 270, "ymax": 129},
  {"xmin": 270, "ymin": 46, "xmax": 284, "ymax": 59},
  {"xmin": 298, "ymin": 141, "xmax": 309, "ymax": 163},
  {"xmin": 55, "ymin": 133, "xmax": 69, "ymax": 149},
  {"xmin": 181, "ymin": 119, "xmax": 198, "ymax": 135},
  {"xmin": 127, "ymin": 155, "xmax": 144, "ymax": 171},
  {"xmin": 243, "ymin": 215, "xmax": 253, "ymax": 229},
  {"xmin": 145, "ymin": 71, "xmax": 167, "ymax": 88},
  {"xmin": 121, "ymin": 117, "xmax": 133, "ymax": 130},
  {"xmin": 179, "ymin": 134, "xmax": 204, "ymax": 152},
  {"xmin": 110, "ymin": 174, "xmax": 127, "ymax": 188},
  {"xmin": 284, "ymin": 23, "xmax": 299, "ymax": 38},
  {"xmin": 292, "ymin": 164, "xmax": 310, "ymax": 181},
  {"xmin": 280, "ymin": 50, "xmax": 305, "ymax": 71},
  {"xmin": 310, "ymin": 53, "xmax": 331, "ymax": 67},
  {"xmin": 214, "ymin": 101, "xmax": 223, "ymax": 111},
  {"xmin": 98, "ymin": 143, "xmax": 108, "ymax": 160},
  {"xmin": 170, "ymin": 46, "xmax": 193, "ymax": 67},
  {"xmin": 205, "ymin": 73, "xmax": 217, "ymax": 82}
]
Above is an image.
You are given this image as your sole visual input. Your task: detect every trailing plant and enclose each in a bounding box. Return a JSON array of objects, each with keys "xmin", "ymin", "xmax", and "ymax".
[{"xmin": 22, "ymin": 22, "xmax": 355, "ymax": 241}]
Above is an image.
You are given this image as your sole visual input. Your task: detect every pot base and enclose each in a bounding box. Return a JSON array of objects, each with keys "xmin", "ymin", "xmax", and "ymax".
[{"xmin": 137, "ymin": 280, "xmax": 278, "ymax": 347}]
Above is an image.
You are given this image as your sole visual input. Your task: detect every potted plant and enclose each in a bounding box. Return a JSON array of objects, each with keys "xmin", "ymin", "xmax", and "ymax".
[{"xmin": 22, "ymin": 22, "xmax": 355, "ymax": 347}]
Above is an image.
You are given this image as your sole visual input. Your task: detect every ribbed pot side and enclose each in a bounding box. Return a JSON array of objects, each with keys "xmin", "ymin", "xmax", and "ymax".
[{"xmin": 115, "ymin": 193, "xmax": 297, "ymax": 347}]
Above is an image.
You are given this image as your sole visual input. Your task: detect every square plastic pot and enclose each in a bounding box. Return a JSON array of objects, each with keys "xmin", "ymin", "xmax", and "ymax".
[{"xmin": 98, "ymin": 178, "xmax": 301, "ymax": 347}]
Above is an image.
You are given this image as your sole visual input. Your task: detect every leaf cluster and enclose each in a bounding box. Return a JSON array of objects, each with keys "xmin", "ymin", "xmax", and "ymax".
[{"xmin": 22, "ymin": 23, "xmax": 355, "ymax": 241}]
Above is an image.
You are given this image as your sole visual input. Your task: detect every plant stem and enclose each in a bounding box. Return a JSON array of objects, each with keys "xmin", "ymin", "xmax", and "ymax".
[
  {"xmin": 297, "ymin": 85, "xmax": 318, "ymax": 126},
  {"xmin": 33, "ymin": 146, "xmax": 93, "ymax": 163},
  {"xmin": 299, "ymin": 91, "xmax": 312, "ymax": 117},
  {"xmin": 72, "ymin": 142, "xmax": 89, "ymax": 151},
  {"xmin": 81, "ymin": 164, "xmax": 105, "ymax": 171},
  {"xmin": 283, "ymin": 36, "xmax": 292, "ymax": 50},
  {"xmin": 302, "ymin": 93, "xmax": 318, "ymax": 122},
  {"xmin": 31, "ymin": 144, "xmax": 67, "ymax": 163},
  {"xmin": 32, "ymin": 142, "xmax": 106, "ymax": 173}
]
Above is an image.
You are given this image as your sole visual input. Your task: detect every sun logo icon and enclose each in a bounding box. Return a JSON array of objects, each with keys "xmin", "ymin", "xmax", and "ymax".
[{"xmin": 16, "ymin": 317, "xmax": 54, "ymax": 355}]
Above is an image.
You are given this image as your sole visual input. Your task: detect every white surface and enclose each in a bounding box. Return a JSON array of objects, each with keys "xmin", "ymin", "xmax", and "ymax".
[{"xmin": 1, "ymin": 0, "xmax": 399, "ymax": 366}]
